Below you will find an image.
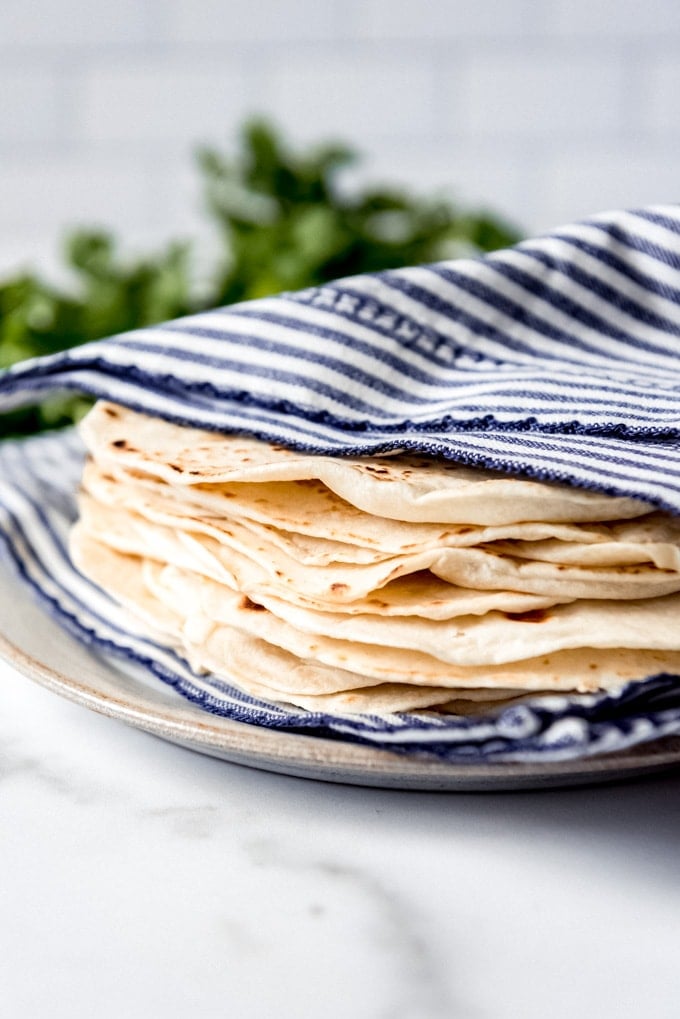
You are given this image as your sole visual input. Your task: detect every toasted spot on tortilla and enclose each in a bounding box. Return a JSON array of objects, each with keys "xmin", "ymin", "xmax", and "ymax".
[{"xmin": 504, "ymin": 609, "xmax": 550, "ymax": 623}]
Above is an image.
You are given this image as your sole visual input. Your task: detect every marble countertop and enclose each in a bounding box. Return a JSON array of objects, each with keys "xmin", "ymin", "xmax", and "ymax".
[{"xmin": 3, "ymin": 655, "xmax": 680, "ymax": 1019}]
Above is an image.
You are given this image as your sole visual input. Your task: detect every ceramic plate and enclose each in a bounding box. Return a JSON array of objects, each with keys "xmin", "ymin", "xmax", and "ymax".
[{"xmin": 3, "ymin": 561, "xmax": 680, "ymax": 791}]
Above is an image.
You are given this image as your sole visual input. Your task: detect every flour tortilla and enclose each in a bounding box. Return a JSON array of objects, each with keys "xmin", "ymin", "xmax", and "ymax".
[
  {"xmin": 86, "ymin": 460, "xmax": 648, "ymax": 557},
  {"xmin": 72, "ymin": 402, "xmax": 680, "ymax": 715},
  {"xmin": 493, "ymin": 512, "xmax": 680, "ymax": 570},
  {"xmin": 70, "ymin": 528, "xmax": 680, "ymax": 698},
  {"xmin": 69, "ymin": 524, "xmax": 183, "ymax": 639},
  {"xmin": 82, "ymin": 463, "xmax": 394, "ymax": 567},
  {"xmin": 69, "ymin": 526, "xmax": 450, "ymax": 710},
  {"xmin": 189, "ymin": 640, "xmax": 532, "ymax": 715},
  {"xmin": 77, "ymin": 499, "xmax": 570, "ymax": 617},
  {"xmin": 142, "ymin": 559, "xmax": 680, "ymax": 671},
  {"xmin": 152, "ymin": 620, "xmax": 680, "ymax": 698},
  {"xmin": 80, "ymin": 402, "xmax": 651, "ymax": 525},
  {"xmin": 80, "ymin": 487, "xmax": 566, "ymax": 621},
  {"xmin": 77, "ymin": 493, "xmax": 680, "ymax": 604}
]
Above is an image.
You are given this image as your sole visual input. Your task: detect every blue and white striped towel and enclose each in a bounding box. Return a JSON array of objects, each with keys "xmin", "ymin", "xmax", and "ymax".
[{"xmin": 3, "ymin": 204, "xmax": 680, "ymax": 762}]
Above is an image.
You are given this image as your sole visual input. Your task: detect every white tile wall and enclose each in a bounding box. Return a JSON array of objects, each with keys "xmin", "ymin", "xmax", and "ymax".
[
  {"xmin": 354, "ymin": 0, "xmax": 539, "ymax": 40},
  {"xmin": 536, "ymin": 143, "xmax": 680, "ymax": 227},
  {"xmin": 0, "ymin": 157, "xmax": 151, "ymax": 233},
  {"xmin": 0, "ymin": 70, "xmax": 62, "ymax": 145},
  {"xmin": 647, "ymin": 58, "xmax": 680, "ymax": 134},
  {"xmin": 0, "ymin": 0, "xmax": 148, "ymax": 48},
  {"xmin": 546, "ymin": 0, "xmax": 680, "ymax": 36},
  {"xmin": 165, "ymin": 0, "xmax": 337, "ymax": 44},
  {"xmin": 454, "ymin": 52, "xmax": 626, "ymax": 138},
  {"xmin": 81, "ymin": 61, "xmax": 254, "ymax": 145},
  {"xmin": 264, "ymin": 57, "xmax": 437, "ymax": 146},
  {"xmin": 1, "ymin": 0, "xmax": 679, "ymax": 278}
]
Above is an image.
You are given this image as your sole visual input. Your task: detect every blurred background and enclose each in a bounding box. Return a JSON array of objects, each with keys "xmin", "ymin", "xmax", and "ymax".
[
  {"xmin": 1, "ymin": 0, "xmax": 680, "ymax": 434},
  {"xmin": 3, "ymin": 0, "xmax": 680, "ymax": 274}
]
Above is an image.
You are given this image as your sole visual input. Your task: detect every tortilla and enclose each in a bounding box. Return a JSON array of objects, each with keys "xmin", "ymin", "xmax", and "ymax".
[
  {"xmin": 70, "ymin": 401, "xmax": 680, "ymax": 716},
  {"xmin": 492, "ymin": 515, "xmax": 680, "ymax": 570},
  {"xmin": 84, "ymin": 460, "xmax": 646, "ymax": 556},
  {"xmin": 71, "ymin": 529, "xmax": 680, "ymax": 699},
  {"xmin": 80, "ymin": 402, "xmax": 651, "ymax": 525},
  {"xmin": 77, "ymin": 493, "xmax": 680, "ymax": 604}
]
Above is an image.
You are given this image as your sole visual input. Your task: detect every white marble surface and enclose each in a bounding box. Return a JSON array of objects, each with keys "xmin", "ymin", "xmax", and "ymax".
[{"xmin": 2, "ymin": 655, "xmax": 680, "ymax": 1019}]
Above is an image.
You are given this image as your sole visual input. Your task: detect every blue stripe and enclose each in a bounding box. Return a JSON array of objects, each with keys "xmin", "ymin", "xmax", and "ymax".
[
  {"xmin": 221, "ymin": 304, "xmax": 466, "ymax": 376},
  {"xmin": 549, "ymin": 232, "xmax": 680, "ymax": 306},
  {"xmin": 513, "ymin": 246, "xmax": 680, "ymax": 344},
  {"xmin": 286, "ymin": 284, "xmax": 479, "ymax": 363},
  {"xmin": 376, "ymin": 270, "xmax": 570, "ymax": 362},
  {"xmin": 386, "ymin": 265, "xmax": 611, "ymax": 365},
  {"xmin": 630, "ymin": 207, "xmax": 680, "ymax": 240},
  {"xmin": 105, "ymin": 336, "xmax": 430, "ymax": 416},
  {"xmin": 484, "ymin": 257, "xmax": 680, "ymax": 360},
  {"xmin": 592, "ymin": 219, "xmax": 680, "ymax": 271}
]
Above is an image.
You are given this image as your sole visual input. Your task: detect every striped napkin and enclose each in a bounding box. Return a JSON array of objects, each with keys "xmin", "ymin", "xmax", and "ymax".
[{"xmin": 2, "ymin": 204, "xmax": 680, "ymax": 762}]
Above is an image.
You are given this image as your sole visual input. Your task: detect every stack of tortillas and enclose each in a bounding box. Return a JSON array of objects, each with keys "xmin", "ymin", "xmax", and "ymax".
[{"xmin": 69, "ymin": 401, "xmax": 680, "ymax": 716}]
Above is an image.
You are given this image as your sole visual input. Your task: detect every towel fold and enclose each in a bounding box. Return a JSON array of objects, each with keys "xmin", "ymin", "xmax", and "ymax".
[{"xmin": 4, "ymin": 205, "xmax": 680, "ymax": 509}]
